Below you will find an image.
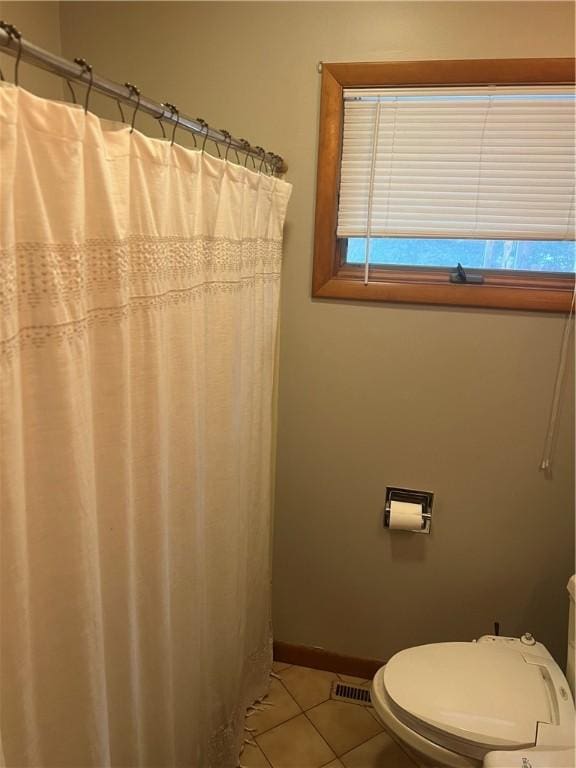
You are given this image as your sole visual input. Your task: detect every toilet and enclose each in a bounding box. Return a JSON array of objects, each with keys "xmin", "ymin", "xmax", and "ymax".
[{"xmin": 371, "ymin": 577, "xmax": 576, "ymax": 767}]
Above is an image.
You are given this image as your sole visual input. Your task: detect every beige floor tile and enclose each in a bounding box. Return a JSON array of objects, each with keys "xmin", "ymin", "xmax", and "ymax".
[
  {"xmin": 240, "ymin": 742, "xmax": 273, "ymax": 768},
  {"xmin": 337, "ymin": 674, "xmax": 368, "ymax": 685},
  {"xmin": 340, "ymin": 732, "xmax": 419, "ymax": 768},
  {"xmin": 366, "ymin": 713, "xmax": 425, "ymax": 765},
  {"xmin": 257, "ymin": 714, "xmax": 336, "ymax": 768},
  {"xmin": 280, "ymin": 665, "xmax": 338, "ymax": 710},
  {"xmin": 248, "ymin": 678, "xmax": 301, "ymax": 735},
  {"xmin": 367, "ymin": 707, "xmax": 382, "ymax": 725},
  {"xmin": 321, "ymin": 761, "xmax": 345, "ymax": 768},
  {"xmin": 306, "ymin": 700, "xmax": 383, "ymax": 756},
  {"xmin": 272, "ymin": 661, "xmax": 292, "ymax": 673}
]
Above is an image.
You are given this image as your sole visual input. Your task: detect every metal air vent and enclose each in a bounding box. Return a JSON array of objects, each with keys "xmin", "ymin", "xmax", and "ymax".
[{"xmin": 330, "ymin": 681, "xmax": 372, "ymax": 705}]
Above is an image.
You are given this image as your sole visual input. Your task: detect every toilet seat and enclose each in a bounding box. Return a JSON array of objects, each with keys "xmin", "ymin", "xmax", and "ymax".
[
  {"xmin": 372, "ymin": 668, "xmax": 481, "ymax": 768},
  {"xmin": 382, "ymin": 642, "xmax": 552, "ymax": 757}
]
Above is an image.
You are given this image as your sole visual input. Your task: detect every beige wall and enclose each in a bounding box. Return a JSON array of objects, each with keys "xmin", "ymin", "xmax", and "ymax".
[
  {"xmin": 0, "ymin": 1, "xmax": 63, "ymax": 100},
  {"xmin": 48, "ymin": 2, "xmax": 576, "ymax": 664}
]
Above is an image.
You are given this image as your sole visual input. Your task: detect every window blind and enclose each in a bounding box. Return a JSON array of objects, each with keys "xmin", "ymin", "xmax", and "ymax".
[{"xmin": 337, "ymin": 86, "xmax": 576, "ymax": 241}]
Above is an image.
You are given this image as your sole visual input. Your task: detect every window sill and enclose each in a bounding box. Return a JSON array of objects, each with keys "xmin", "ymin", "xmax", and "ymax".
[{"xmin": 313, "ymin": 266, "xmax": 575, "ymax": 312}]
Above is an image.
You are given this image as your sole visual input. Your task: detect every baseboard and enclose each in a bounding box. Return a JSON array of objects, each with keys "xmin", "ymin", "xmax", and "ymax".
[{"xmin": 273, "ymin": 640, "xmax": 386, "ymax": 680}]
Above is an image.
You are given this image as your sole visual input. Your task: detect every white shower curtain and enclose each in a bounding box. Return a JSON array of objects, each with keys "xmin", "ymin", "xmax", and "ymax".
[{"xmin": 0, "ymin": 84, "xmax": 291, "ymax": 767}]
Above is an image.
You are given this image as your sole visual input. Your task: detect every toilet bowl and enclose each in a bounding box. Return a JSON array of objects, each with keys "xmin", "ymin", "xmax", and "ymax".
[{"xmin": 371, "ymin": 579, "xmax": 576, "ymax": 768}]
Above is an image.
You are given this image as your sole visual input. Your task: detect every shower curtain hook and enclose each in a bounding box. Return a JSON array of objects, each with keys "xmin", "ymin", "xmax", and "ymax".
[
  {"xmin": 164, "ymin": 103, "xmax": 180, "ymax": 146},
  {"xmin": 239, "ymin": 139, "xmax": 251, "ymax": 167},
  {"xmin": 66, "ymin": 79, "xmax": 77, "ymax": 104},
  {"xmin": 256, "ymin": 147, "xmax": 266, "ymax": 173},
  {"xmin": 116, "ymin": 100, "xmax": 126, "ymax": 123},
  {"xmin": 196, "ymin": 118, "xmax": 209, "ymax": 152},
  {"xmin": 155, "ymin": 105, "xmax": 166, "ymax": 138},
  {"xmin": 73, "ymin": 57, "xmax": 93, "ymax": 114},
  {"xmin": 0, "ymin": 24, "xmax": 5, "ymax": 83},
  {"xmin": 265, "ymin": 152, "xmax": 276, "ymax": 176},
  {"xmin": 171, "ymin": 106, "xmax": 180, "ymax": 147},
  {"xmin": 190, "ymin": 130, "xmax": 197, "ymax": 148},
  {"xmin": 0, "ymin": 22, "xmax": 22, "ymax": 86},
  {"xmin": 220, "ymin": 130, "xmax": 232, "ymax": 161},
  {"xmin": 13, "ymin": 27, "xmax": 22, "ymax": 86},
  {"xmin": 124, "ymin": 83, "xmax": 141, "ymax": 133}
]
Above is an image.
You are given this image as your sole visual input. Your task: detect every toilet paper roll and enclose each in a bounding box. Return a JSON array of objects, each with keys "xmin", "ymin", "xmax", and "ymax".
[{"xmin": 388, "ymin": 500, "xmax": 424, "ymax": 531}]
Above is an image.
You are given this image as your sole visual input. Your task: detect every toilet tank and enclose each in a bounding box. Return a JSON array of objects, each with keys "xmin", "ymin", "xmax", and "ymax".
[{"xmin": 568, "ymin": 575, "xmax": 575, "ymax": 697}]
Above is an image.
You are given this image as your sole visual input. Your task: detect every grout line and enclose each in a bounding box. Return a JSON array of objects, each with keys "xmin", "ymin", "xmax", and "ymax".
[
  {"xmin": 271, "ymin": 662, "xmax": 292, "ymax": 673},
  {"xmin": 337, "ymin": 730, "xmax": 387, "ymax": 762},
  {"xmin": 249, "ymin": 678, "xmax": 304, "ymax": 738},
  {"xmin": 277, "ymin": 677, "xmax": 304, "ymax": 708},
  {"xmin": 253, "ymin": 669, "xmax": 393, "ymax": 766},
  {"xmin": 244, "ymin": 742, "xmax": 273, "ymax": 768},
  {"xmin": 304, "ymin": 695, "xmax": 331, "ymax": 712},
  {"xmin": 302, "ymin": 701, "xmax": 384, "ymax": 760},
  {"xmin": 256, "ymin": 709, "xmax": 338, "ymax": 767},
  {"xmin": 301, "ymin": 709, "xmax": 338, "ymax": 762},
  {"xmin": 367, "ymin": 706, "xmax": 381, "ymax": 724},
  {"xmin": 376, "ymin": 720, "xmax": 422, "ymax": 766},
  {"xmin": 277, "ymin": 676, "xmax": 332, "ymax": 713},
  {"xmin": 254, "ymin": 710, "xmax": 303, "ymax": 740}
]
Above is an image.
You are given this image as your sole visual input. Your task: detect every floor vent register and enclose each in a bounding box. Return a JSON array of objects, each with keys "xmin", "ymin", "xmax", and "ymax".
[{"xmin": 330, "ymin": 681, "xmax": 372, "ymax": 705}]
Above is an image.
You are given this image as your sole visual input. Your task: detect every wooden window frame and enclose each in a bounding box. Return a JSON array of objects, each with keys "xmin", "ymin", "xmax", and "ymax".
[{"xmin": 312, "ymin": 59, "xmax": 576, "ymax": 312}]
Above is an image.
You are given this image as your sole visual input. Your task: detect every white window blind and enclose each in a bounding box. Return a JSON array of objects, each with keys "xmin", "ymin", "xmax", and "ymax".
[{"xmin": 337, "ymin": 86, "xmax": 576, "ymax": 241}]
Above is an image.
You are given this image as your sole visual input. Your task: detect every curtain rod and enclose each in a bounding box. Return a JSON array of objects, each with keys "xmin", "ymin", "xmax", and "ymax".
[{"xmin": 0, "ymin": 23, "xmax": 287, "ymax": 176}]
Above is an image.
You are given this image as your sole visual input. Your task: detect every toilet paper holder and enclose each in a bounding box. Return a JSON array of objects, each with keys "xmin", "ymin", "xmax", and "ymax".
[{"xmin": 384, "ymin": 486, "xmax": 434, "ymax": 534}]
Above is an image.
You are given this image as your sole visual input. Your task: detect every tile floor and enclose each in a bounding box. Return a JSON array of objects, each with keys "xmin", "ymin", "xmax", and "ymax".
[{"xmin": 240, "ymin": 662, "xmax": 420, "ymax": 768}]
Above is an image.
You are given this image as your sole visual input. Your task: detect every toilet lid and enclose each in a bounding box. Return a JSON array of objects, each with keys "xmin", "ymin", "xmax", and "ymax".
[{"xmin": 384, "ymin": 643, "xmax": 552, "ymax": 752}]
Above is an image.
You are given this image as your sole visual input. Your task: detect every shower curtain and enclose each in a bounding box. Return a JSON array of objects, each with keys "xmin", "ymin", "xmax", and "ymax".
[{"xmin": 0, "ymin": 84, "xmax": 291, "ymax": 767}]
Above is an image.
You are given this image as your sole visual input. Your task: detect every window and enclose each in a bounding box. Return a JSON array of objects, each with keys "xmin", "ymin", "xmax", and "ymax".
[{"xmin": 313, "ymin": 60, "xmax": 576, "ymax": 311}]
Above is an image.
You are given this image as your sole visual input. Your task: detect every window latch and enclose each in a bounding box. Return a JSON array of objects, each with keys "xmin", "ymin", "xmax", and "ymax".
[{"xmin": 449, "ymin": 262, "xmax": 484, "ymax": 285}]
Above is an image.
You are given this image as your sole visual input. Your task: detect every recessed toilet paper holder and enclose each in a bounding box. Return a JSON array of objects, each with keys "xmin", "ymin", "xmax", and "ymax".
[{"xmin": 384, "ymin": 486, "xmax": 434, "ymax": 534}]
